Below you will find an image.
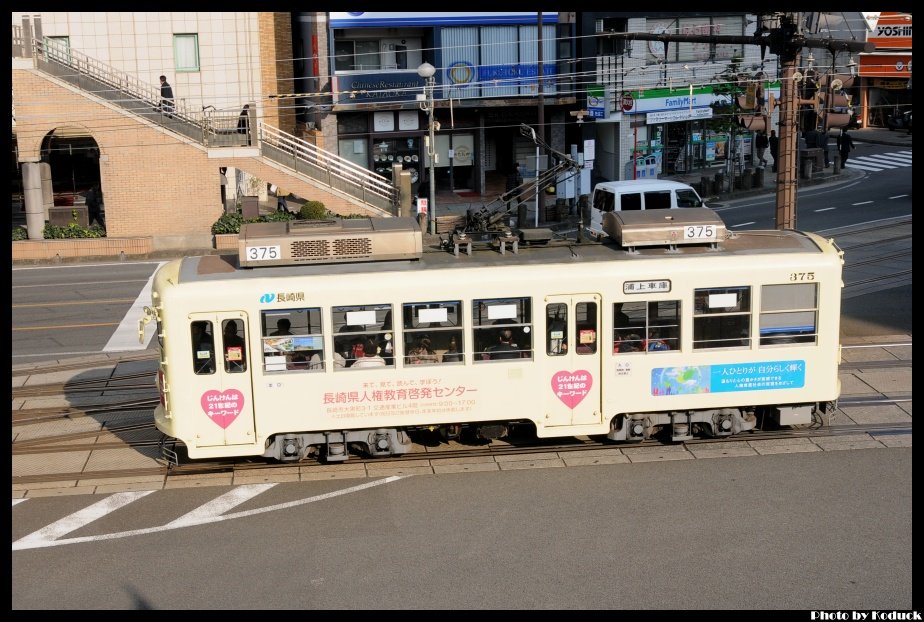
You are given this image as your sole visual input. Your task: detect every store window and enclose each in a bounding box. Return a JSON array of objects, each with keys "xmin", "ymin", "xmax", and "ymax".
[
  {"xmin": 372, "ymin": 137, "xmax": 420, "ymax": 182},
  {"xmin": 334, "ymin": 40, "xmax": 380, "ymax": 71}
]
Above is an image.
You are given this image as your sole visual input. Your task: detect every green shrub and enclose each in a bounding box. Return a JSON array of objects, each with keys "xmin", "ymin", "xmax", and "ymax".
[
  {"xmin": 17, "ymin": 223, "xmax": 106, "ymax": 239},
  {"xmin": 211, "ymin": 212, "xmax": 246, "ymax": 235},
  {"xmin": 210, "ymin": 209, "xmax": 295, "ymax": 235},
  {"xmin": 43, "ymin": 223, "xmax": 107, "ymax": 239},
  {"xmin": 298, "ymin": 200, "xmax": 328, "ymax": 220}
]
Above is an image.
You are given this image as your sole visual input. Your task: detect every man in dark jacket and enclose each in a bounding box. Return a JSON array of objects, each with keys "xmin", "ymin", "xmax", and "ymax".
[
  {"xmin": 837, "ymin": 129, "xmax": 855, "ymax": 168},
  {"xmin": 85, "ymin": 184, "xmax": 104, "ymax": 227},
  {"xmin": 238, "ymin": 104, "xmax": 251, "ymax": 145},
  {"xmin": 755, "ymin": 131, "xmax": 769, "ymax": 167},
  {"xmin": 158, "ymin": 75, "xmax": 174, "ymax": 116},
  {"xmin": 768, "ymin": 130, "xmax": 779, "ymax": 172}
]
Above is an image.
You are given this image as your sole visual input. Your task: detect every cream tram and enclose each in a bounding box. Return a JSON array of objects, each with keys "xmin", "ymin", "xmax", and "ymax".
[{"xmin": 141, "ymin": 210, "xmax": 844, "ymax": 463}]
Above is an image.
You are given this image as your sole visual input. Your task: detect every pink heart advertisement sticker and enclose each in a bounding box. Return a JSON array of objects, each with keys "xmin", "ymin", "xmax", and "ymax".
[
  {"xmin": 551, "ymin": 370, "xmax": 593, "ymax": 409},
  {"xmin": 200, "ymin": 389, "xmax": 244, "ymax": 429}
]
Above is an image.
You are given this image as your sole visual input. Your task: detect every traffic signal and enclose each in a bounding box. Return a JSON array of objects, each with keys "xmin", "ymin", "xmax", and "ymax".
[
  {"xmin": 816, "ymin": 74, "xmax": 855, "ymax": 130},
  {"xmin": 736, "ymin": 82, "xmax": 768, "ymax": 132},
  {"xmin": 738, "ymin": 114, "xmax": 767, "ymax": 132}
]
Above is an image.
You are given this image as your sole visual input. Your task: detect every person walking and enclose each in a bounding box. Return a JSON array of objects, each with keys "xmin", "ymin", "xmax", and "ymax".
[
  {"xmin": 816, "ymin": 129, "xmax": 830, "ymax": 168},
  {"xmin": 837, "ymin": 129, "xmax": 855, "ymax": 168},
  {"xmin": 768, "ymin": 129, "xmax": 779, "ymax": 173},
  {"xmin": 85, "ymin": 183, "xmax": 105, "ymax": 228},
  {"xmin": 238, "ymin": 104, "xmax": 251, "ymax": 145},
  {"xmin": 755, "ymin": 130, "xmax": 769, "ymax": 168},
  {"xmin": 276, "ymin": 186, "xmax": 289, "ymax": 213},
  {"xmin": 506, "ymin": 162, "xmax": 523, "ymax": 193},
  {"xmin": 158, "ymin": 75, "xmax": 175, "ymax": 117}
]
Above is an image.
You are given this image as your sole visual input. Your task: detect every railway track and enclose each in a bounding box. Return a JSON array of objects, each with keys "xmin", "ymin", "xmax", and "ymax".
[
  {"xmin": 11, "ymin": 341, "xmax": 911, "ymax": 486},
  {"xmin": 10, "ymin": 419, "xmax": 913, "ymax": 487}
]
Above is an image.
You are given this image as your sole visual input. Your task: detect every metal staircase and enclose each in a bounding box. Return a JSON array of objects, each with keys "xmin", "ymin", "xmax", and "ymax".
[{"xmin": 22, "ymin": 37, "xmax": 398, "ymax": 214}]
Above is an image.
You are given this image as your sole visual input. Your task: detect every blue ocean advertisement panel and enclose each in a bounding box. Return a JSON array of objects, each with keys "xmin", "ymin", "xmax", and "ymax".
[{"xmin": 651, "ymin": 360, "xmax": 805, "ymax": 396}]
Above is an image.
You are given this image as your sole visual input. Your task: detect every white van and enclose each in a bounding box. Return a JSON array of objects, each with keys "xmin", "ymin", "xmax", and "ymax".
[{"xmin": 587, "ymin": 180, "xmax": 706, "ymax": 238}]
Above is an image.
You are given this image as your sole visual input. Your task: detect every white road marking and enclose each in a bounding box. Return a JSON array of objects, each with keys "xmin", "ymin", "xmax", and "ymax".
[
  {"xmin": 815, "ymin": 207, "xmax": 836, "ymax": 212},
  {"xmin": 851, "ymin": 201, "xmax": 874, "ymax": 206},
  {"xmin": 13, "ymin": 491, "xmax": 154, "ymax": 549},
  {"xmin": 165, "ymin": 483, "xmax": 276, "ymax": 527},
  {"xmin": 103, "ymin": 262, "xmax": 164, "ymax": 352},
  {"xmin": 12, "ymin": 476, "xmax": 407, "ymax": 551}
]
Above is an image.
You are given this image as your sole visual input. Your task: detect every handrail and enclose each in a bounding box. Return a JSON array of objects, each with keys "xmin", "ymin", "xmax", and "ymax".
[
  {"xmin": 259, "ymin": 124, "xmax": 397, "ymax": 206},
  {"xmin": 25, "ymin": 36, "xmax": 397, "ymax": 212}
]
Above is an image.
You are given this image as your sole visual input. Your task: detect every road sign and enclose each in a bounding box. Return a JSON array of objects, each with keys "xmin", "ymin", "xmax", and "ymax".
[{"xmin": 621, "ymin": 92, "xmax": 635, "ymax": 112}]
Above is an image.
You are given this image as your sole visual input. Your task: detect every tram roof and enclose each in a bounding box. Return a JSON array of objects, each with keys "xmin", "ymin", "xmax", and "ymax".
[{"xmin": 177, "ymin": 229, "xmax": 828, "ymax": 285}]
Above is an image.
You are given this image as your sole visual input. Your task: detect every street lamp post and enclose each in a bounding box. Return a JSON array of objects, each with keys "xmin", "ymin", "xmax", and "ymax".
[{"xmin": 417, "ymin": 62, "xmax": 437, "ymax": 235}]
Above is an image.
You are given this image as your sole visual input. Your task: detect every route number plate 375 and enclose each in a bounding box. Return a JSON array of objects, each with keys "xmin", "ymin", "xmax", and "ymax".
[
  {"xmin": 684, "ymin": 225, "xmax": 716, "ymax": 240},
  {"xmin": 245, "ymin": 245, "xmax": 281, "ymax": 261}
]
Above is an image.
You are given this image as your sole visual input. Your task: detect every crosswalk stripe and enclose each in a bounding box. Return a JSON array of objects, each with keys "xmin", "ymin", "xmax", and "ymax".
[
  {"xmin": 846, "ymin": 162, "xmax": 891, "ymax": 171},
  {"xmin": 849, "ymin": 159, "xmax": 899, "ymax": 169},
  {"xmin": 12, "ymin": 491, "xmax": 155, "ymax": 548},
  {"xmin": 863, "ymin": 154, "xmax": 912, "ymax": 165},
  {"xmin": 165, "ymin": 483, "xmax": 276, "ymax": 527},
  {"xmin": 12, "ymin": 476, "xmax": 407, "ymax": 551}
]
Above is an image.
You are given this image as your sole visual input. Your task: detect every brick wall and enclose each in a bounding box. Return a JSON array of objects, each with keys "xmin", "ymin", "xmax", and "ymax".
[
  {"xmin": 13, "ymin": 66, "xmax": 386, "ymax": 240},
  {"xmin": 259, "ymin": 12, "xmax": 296, "ymax": 135}
]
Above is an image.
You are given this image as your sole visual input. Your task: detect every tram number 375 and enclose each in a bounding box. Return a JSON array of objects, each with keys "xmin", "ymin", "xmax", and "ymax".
[
  {"xmin": 790, "ymin": 272, "xmax": 816, "ymax": 281},
  {"xmin": 684, "ymin": 225, "xmax": 716, "ymax": 240},
  {"xmin": 245, "ymin": 245, "xmax": 281, "ymax": 261}
]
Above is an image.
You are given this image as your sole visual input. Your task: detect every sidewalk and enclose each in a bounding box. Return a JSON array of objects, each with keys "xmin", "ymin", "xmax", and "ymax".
[{"xmin": 420, "ymin": 126, "xmax": 911, "ymax": 219}]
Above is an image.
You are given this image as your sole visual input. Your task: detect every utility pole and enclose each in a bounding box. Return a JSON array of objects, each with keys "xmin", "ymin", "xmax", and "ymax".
[
  {"xmin": 537, "ymin": 12, "xmax": 546, "ymax": 225},
  {"xmin": 596, "ymin": 13, "xmax": 873, "ymax": 229},
  {"xmin": 775, "ymin": 47, "xmax": 800, "ymax": 229}
]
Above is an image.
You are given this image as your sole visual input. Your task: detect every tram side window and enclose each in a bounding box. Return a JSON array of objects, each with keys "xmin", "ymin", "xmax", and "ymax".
[
  {"xmin": 403, "ymin": 300, "xmax": 463, "ymax": 365},
  {"xmin": 191, "ymin": 321, "xmax": 215, "ymax": 375},
  {"xmin": 473, "ymin": 297, "xmax": 533, "ymax": 362},
  {"xmin": 332, "ymin": 303, "xmax": 394, "ymax": 370},
  {"xmin": 261, "ymin": 308, "xmax": 325, "ymax": 372},
  {"xmin": 693, "ymin": 287, "xmax": 751, "ymax": 349},
  {"xmin": 547, "ymin": 303, "xmax": 568, "ymax": 355},
  {"xmin": 221, "ymin": 319, "xmax": 247, "ymax": 373},
  {"xmin": 613, "ymin": 300, "xmax": 680, "ymax": 353},
  {"xmin": 759, "ymin": 284, "xmax": 818, "ymax": 346},
  {"xmin": 575, "ymin": 301, "xmax": 598, "ymax": 354}
]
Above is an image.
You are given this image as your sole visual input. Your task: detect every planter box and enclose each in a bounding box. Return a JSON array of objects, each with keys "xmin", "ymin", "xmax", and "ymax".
[
  {"xmin": 214, "ymin": 233, "xmax": 239, "ymax": 251},
  {"xmin": 49, "ymin": 205, "xmax": 89, "ymax": 227},
  {"xmin": 12, "ymin": 237, "xmax": 152, "ymax": 262}
]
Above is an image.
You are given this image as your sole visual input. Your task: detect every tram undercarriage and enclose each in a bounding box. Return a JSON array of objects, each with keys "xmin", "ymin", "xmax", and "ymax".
[{"xmin": 607, "ymin": 402, "xmax": 827, "ymax": 443}]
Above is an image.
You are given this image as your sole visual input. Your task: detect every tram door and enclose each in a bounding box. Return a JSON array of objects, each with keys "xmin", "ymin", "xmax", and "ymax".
[
  {"xmin": 188, "ymin": 312, "xmax": 256, "ymax": 448},
  {"xmin": 542, "ymin": 295, "xmax": 602, "ymax": 427}
]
